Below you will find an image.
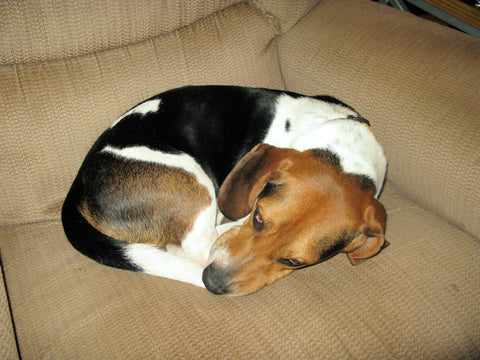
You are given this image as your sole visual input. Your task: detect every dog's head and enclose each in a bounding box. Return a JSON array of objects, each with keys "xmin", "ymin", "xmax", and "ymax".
[{"xmin": 203, "ymin": 144, "xmax": 387, "ymax": 296}]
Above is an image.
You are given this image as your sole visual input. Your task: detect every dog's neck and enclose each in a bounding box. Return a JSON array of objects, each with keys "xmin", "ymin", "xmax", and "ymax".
[
  {"xmin": 264, "ymin": 117, "xmax": 386, "ymax": 198},
  {"xmin": 290, "ymin": 119, "xmax": 386, "ymax": 198},
  {"xmin": 259, "ymin": 94, "xmax": 387, "ymax": 197}
]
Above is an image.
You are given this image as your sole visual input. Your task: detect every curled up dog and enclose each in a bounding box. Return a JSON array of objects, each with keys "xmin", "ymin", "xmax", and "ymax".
[{"xmin": 62, "ymin": 85, "xmax": 388, "ymax": 296}]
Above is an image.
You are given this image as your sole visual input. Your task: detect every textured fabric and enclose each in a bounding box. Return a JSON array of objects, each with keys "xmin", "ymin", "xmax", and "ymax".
[
  {"xmin": 0, "ymin": 267, "xmax": 19, "ymax": 360},
  {"xmin": 251, "ymin": 0, "xmax": 319, "ymax": 34},
  {"xmin": 279, "ymin": 0, "xmax": 480, "ymax": 239},
  {"xmin": 0, "ymin": 3, "xmax": 283, "ymax": 225},
  {"xmin": 1, "ymin": 183, "xmax": 479, "ymax": 359},
  {"xmin": 0, "ymin": 0, "xmax": 242, "ymax": 64}
]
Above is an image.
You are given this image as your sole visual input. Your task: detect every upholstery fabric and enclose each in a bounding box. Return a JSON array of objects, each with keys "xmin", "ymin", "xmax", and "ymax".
[
  {"xmin": 0, "ymin": 3, "xmax": 283, "ymax": 225},
  {"xmin": 278, "ymin": 0, "xmax": 480, "ymax": 238},
  {"xmin": 251, "ymin": 0, "xmax": 318, "ymax": 34},
  {"xmin": 0, "ymin": 0, "xmax": 242, "ymax": 64},
  {"xmin": 1, "ymin": 183, "xmax": 479, "ymax": 359}
]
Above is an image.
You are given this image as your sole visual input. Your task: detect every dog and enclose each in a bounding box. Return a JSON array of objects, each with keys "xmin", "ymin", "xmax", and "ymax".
[{"xmin": 62, "ymin": 85, "xmax": 387, "ymax": 296}]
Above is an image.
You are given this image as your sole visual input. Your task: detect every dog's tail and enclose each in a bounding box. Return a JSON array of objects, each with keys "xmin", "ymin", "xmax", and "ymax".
[{"xmin": 61, "ymin": 179, "xmax": 206, "ymax": 287}]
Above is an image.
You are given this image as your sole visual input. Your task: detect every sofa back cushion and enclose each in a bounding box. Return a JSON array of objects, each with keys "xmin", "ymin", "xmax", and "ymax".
[
  {"xmin": 0, "ymin": 0, "xmax": 243, "ymax": 64},
  {"xmin": 0, "ymin": 2, "xmax": 284, "ymax": 225}
]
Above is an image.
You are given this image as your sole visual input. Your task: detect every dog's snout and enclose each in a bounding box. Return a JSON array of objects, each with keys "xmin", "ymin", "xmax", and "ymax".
[{"xmin": 202, "ymin": 263, "xmax": 231, "ymax": 295}]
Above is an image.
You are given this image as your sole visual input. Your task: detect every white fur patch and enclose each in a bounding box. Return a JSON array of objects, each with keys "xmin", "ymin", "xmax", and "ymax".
[
  {"xmin": 263, "ymin": 94, "xmax": 358, "ymax": 148},
  {"xmin": 109, "ymin": 99, "xmax": 161, "ymax": 128},
  {"xmin": 124, "ymin": 243, "xmax": 205, "ymax": 288},
  {"xmin": 181, "ymin": 202, "xmax": 218, "ymax": 267}
]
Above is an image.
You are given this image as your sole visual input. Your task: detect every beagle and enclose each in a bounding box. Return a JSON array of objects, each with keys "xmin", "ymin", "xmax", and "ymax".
[{"xmin": 62, "ymin": 85, "xmax": 387, "ymax": 296}]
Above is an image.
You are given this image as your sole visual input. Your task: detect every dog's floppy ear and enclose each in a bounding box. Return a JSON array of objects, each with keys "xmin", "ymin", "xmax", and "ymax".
[
  {"xmin": 218, "ymin": 144, "xmax": 290, "ymax": 220},
  {"xmin": 341, "ymin": 198, "xmax": 388, "ymax": 265}
]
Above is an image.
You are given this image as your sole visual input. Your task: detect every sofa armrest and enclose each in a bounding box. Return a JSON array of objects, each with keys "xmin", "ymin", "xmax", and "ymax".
[{"xmin": 278, "ymin": 0, "xmax": 480, "ymax": 238}]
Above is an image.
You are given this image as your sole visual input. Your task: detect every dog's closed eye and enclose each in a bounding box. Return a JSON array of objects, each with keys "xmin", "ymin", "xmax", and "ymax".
[
  {"xmin": 279, "ymin": 258, "xmax": 305, "ymax": 267},
  {"xmin": 253, "ymin": 207, "xmax": 264, "ymax": 232}
]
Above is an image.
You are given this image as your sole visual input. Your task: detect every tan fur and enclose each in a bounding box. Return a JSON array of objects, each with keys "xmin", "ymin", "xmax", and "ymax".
[{"xmin": 79, "ymin": 155, "xmax": 211, "ymax": 247}]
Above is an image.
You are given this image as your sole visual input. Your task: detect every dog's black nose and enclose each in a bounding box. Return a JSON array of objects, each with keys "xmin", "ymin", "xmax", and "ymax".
[{"xmin": 202, "ymin": 263, "xmax": 231, "ymax": 295}]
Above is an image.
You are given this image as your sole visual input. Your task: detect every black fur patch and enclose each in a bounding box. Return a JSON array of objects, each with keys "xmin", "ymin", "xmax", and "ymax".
[
  {"xmin": 285, "ymin": 119, "xmax": 291, "ymax": 132},
  {"xmin": 320, "ymin": 230, "xmax": 358, "ymax": 260},
  {"xmin": 258, "ymin": 181, "xmax": 284, "ymax": 199},
  {"xmin": 310, "ymin": 148, "xmax": 376, "ymax": 193},
  {"xmin": 310, "ymin": 148, "xmax": 341, "ymax": 167},
  {"xmin": 347, "ymin": 115, "xmax": 371, "ymax": 127},
  {"xmin": 347, "ymin": 173, "xmax": 376, "ymax": 193}
]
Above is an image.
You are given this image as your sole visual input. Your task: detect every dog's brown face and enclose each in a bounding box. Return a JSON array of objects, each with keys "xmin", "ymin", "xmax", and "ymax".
[{"xmin": 203, "ymin": 144, "xmax": 387, "ymax": 296}]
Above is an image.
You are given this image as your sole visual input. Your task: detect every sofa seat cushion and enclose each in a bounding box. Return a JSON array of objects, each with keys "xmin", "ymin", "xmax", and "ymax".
[{"xmin": 1, "ymin": 182, "xmax": 479, "ymax": 359}]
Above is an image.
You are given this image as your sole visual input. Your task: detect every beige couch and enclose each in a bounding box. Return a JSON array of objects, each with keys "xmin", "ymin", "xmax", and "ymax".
[{"xmin": 1, "ymin": 0, "xmax": 479, "ymax": 358}]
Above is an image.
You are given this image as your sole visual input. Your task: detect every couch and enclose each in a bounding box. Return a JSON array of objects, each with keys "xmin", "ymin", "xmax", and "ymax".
[{"xmin": 1, "ymin": 0, "xmax": 479, "ymax": 358}]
